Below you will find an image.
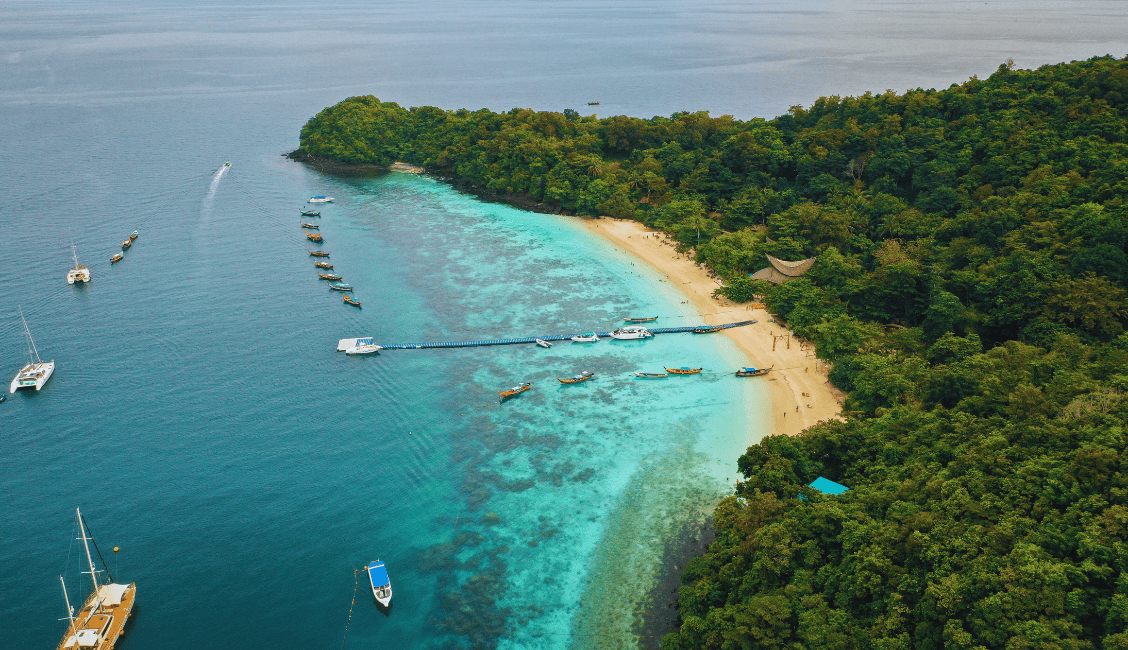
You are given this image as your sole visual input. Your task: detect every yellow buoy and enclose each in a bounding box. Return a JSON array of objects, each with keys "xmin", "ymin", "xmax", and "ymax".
[{"xmin": 113, "ymin": 547, "xmax": 120, "ymax": 553}]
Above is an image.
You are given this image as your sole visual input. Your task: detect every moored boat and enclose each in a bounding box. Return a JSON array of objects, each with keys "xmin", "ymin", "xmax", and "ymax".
[
  {"xmin": 693, "ymin": 325, "xmax": 723, "ymax": 334},
  {"xmin": 343, "ymin": 295, "xmax": 362, "ymax": 307},
  {"xmin": 306, "ymin": 232, "xmax": 323, "ymax": 242},
  {"xmin": 666, "ymin": 367, "xmax": 703, "ymax": 374},
  {"xmin": 300, "ymin": 222, "xmax": 319, "ymax": 229},
  {"xmin": 308, "ymin": 196, "xmax": 334, "ymax": 203},
  {"xmin": 635, "ymin": 371, "xmax": 669, "ymax": 379},
  {"xmin": 558, "ymin": 371, "xmax": 594, "ymax": 384},
  {"xmin": 610, "ymin": 326, "xmax": 653, "ymax": 340},
  {"xmin": 55, "ymin": 508, "xmax": 136, "ymax": 650},
  {"xmin": 300, "ymin": 209, "xmax": 320, "ymax": 217},
  {"xmin": 329, "ymin": 283, "xmax": 353, "ymax": 291},
  {"xmin": 345, "ymin": 343, "xmax": 382, "ymax": 354},
  {"xmin": 535, "ymin": 339, "xmax": 552, "ymax": 348},
  {"xmin": 314, "ymin": 262, "xmax": 334, "ymax": 269},
  {"xmin": 318, "ymin": 273, "xmax": 343, "ymax": 281},
  {"xmin": 120, "ymin": 239, "xmax": 131, "ymax": 250},
  {"xmin": 735, "ymin": 366, "xmax": 772, "ymax": 377},
  {"xmin": 366, "ymin": 560, "xmax": 392, "ymax": 608},
  {"xmin": 499, "ymin": 382, "xmax": 532, "ymax": 400},
  {"xmin": 128, "ymin": 230, "xmax": 138, "ymax": 242},
  {"xmin": 10, "ymin": 310, "xmax": 54, "ymax": 394},
  {"xmin": 624, "ymin": 316, "xmax": 658, "ymax": 323},
  {"xmin": 570, "ymin": 333, "xmax": 599, "ymax": 342},
  {"xmin": 309, "ymin": 250, "xmax": 330, "ymax": 257},
  {"xmin": 67, "ymin": 244, "xmax": 90, "ymax": 284},
  {"xmin": 110, "ymin": 253, "xmax": 123, "ymax": 263}
]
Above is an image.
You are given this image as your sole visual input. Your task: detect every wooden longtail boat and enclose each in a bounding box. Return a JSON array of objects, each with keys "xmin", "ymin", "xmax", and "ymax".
[
  {"xmin": 314, "ymin": 262, "xmax": 334, "ymax": 269},
  {"xmin": 328, "ymin": 283, "xmax": 353, "ymax": 291},
  {"xmin": 300, "ymin": 209, "xmax": 320, "ymax": 217},
  {"xmin": 120, "ymin": 240, "xmax": 131, "ymax": 250},
  {"xmin": 499, "ymin": 382, "xmax": 532, "ymax": 400},
  {"xmin": 693, "ymin": 325, "xmax": 723, "ymax": 334},
  {"xmin": 309, "ymin": 250, "xmax": 330, "ymax": 257},
  {"xmin": 635, "ymin": 372, "xmax": 669, "ymax": 379},
  {"xmin": 128, "ymin": 230, "xmax": 138, "ymax": 242},
  {"xmin": 300, "ymin": 222, "xmax": 319, "ymax": 229},
  {"xmin": 624, "ymin": 316, "xmax": 658, "ymax": 323},
  {"xmin": 343, "ymin": 295, "xmax": 362, "ymax": 307},
  {"xmin": 665, "ymin": 367, "xmax": 702, "ymax": 374},
  {"xmin": 318, "ymin": 273, "xmax": 343, "ymax": 281},
  {"xmin": 735, "ymin": 366, "xmax": 772, "ymax": 377},
  {"xmin": 306, "ymin": 232, "xmax": 323, "ymax": 242},
  {"xmin": 110, "ymin": 253, "xmax": 123, "ymax": 263},
  {"xmin": 558, "ymin": 371, "xmax": 594, "ymax": 384}
]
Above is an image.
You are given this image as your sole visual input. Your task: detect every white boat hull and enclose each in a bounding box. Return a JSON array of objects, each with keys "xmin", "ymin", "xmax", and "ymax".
[
  {"xmin": 308, "ymin": 197, "xmax": 334, "ymax": 203},
  {"xmin": 10, "ymin": 361, "xmax": 54, "ymax": 393},
  {"xmin": 345, "ymin": 344, "xmax": 383, "ymax": 355},
  {"xmin": 338, "ymin": 337, "xmax": 374, "ymax": 351},
  {"xmin": 610, "ymin": 326, "xmax": 653, "ymax": 340}
]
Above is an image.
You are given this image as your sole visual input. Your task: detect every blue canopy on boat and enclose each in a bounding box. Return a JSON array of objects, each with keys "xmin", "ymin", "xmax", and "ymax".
[
  {"xmin": 367, "ymin": 561, "xmax": 390, "ymax": 587},
  {"xmin": 740, "ymin": 367, "xmax": 758, "ymax": 371}
]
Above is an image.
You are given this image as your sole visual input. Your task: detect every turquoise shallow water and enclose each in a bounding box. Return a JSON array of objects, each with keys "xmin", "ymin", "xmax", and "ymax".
[{"xmin": 2, "ymin": 1, "xmax": 1124, "ymax": 647}]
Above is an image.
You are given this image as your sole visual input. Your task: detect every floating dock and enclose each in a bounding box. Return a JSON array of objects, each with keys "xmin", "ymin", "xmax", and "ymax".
[{"xmin": 337, "ymin": 321, "xmax": 756, "ymax": 351}]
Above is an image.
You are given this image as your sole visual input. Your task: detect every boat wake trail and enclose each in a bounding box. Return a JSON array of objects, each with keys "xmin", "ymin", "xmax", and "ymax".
[{"xmin": 199, "ymin": 163, "xmax": 229, "ymax": 223}]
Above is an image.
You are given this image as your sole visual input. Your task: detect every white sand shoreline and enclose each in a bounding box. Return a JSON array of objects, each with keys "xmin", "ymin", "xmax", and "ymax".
[{"xmin": 583, "ymin": 217, "xmax": 843, "ymax": 441}]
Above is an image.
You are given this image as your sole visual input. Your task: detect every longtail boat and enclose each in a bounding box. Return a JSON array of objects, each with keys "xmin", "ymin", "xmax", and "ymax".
[
  {"xmin": 318, "ymin": 273, "xmax": 343, "ymax": 281},
  {"xmin": 328, "ymin": 283, "xmax": 353, "ymax": 291},
  {"xmin": 306, "ymin": 232, "xmax": 323, "ymax": 242},
  {"xmin": 314, "ymin": 262, "xmax": 334, "ymax": 269},
  {"xmin": 624, "ymin": 316, "xmax": 658, "ymax": 323},
  {"xmin": 735, "ymin": 366, "xmax": 772, "ymax": 377},
  {"xmin": 558, "ymin": 371, "xmax": 594, "ymax": 384},
  {"xmin": 499, "ymin": 382, "xmax": 532, "ymax": 400},
  {"xmin": 300, "ymin": 222, "xmax": 319, "ymax": 229},
  {"xmin": 693, "ymin": 325, "xmax": 723, "ymax": 334},
  {"xmin": 128, "ymin": 230, "xmax": 139, "ymax": 242},
  {"xmin": 665, "ymin": 367, "xmax": 702, "ymax": 374},
  {"xmin": 343, "ymin": 295, "xmax": 362, "ymax": 307},
  {"xmin": 110, "ymin": 253, "xmax": 123, "ymax": 263},
  {"xmin": 300, "ymin": 209, "xmax": 321, "ymax": 217},
  {"xmin": 120, "ymin": 239, "xmax": 131, "ymax": 250},
  {"xmin": 309, "ymin": 250, "xmax": 330, "ymax": 257},
  {"xmin": 635, "ymin": 372, "xmax": 669, "ymax": 379}
]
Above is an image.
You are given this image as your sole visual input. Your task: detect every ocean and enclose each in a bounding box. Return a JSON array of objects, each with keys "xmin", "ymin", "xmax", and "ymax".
[{"xmin": 1, "ymin": 1, "xmax": 1124, "ymax": 648}]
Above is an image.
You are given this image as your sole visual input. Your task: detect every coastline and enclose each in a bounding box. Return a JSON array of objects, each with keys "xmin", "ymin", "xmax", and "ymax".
[{"xmin": 584, "ymin": 217, "xmax": 843, "ymax": 439}]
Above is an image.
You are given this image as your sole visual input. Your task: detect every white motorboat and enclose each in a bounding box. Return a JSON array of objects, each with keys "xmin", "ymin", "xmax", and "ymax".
[
  {"xmin": 308, "ymin": 196, "xmax": 334, "ymax": 203},
  {"xmin": 535, "ymin": 339, "xmax": 552, "ymax": 348},
  {"xmin": 366, "ymin": 560, "xmax": 392, "ymax": 608},
  {"xmin": 571, "ymin": 333, "xmax": 599, "ymax": 342},
  {"xmin": 10, "ymin": 310, "xmax": 54, "ymax": 394},
  {"xmin": 67, "ymin": 244, "xmax": 90, "ymax": 284},
  {"xmin": 609, "ymin": 325, "xmax": 653, "ymax": 340},
  {"xmin": 345, "ymin": 344, "xmax": 383, "ymax": 355}
]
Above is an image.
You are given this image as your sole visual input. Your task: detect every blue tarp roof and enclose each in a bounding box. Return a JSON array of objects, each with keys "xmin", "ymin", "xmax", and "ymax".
[
  {"xmin": 367, "ymin": 561, "xmax": 390, "ymax": 587},
  {"xmin": 809, "ymin": 476, "xmax": 849, "ymax": 495}
]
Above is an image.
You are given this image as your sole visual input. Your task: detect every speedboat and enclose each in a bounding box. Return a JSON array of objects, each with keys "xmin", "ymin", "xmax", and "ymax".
[
  {"xmin": 571, "ymin": 333, "xmax": 599, "ymax": 342},
  {"xmin": 224, "ymin": 161, "xmax": 231, "ymax": 166},
  {"xmin": 308, "ymin": 196, "xmax": 334, "ymax": 203},
  {"xmin": 366, "ymin": 560, "xmax": 392, "ymax": 608},
  {"xmin": 345, "ymin": 344, "xmax": 382, "ymax": 355},
  {"xmin": 609, "ymin": 326, "xmax": 653, "ymax": 340},
  {"xmin": 67, "ymin": 244, "xmax": 90, "ymax": 284},
  {"xmin": 535, "ymin": 339, "xmax": 552, "ymax": 348},
  {"xmin": 10, "ymin": 310, "xmax": 54, "ymax": 394}
]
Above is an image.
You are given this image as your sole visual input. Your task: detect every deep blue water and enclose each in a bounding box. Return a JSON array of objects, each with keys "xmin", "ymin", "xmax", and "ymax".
[{"xmin": 2, "ymin": 1, "xmax": 1124, "ymax": 648}]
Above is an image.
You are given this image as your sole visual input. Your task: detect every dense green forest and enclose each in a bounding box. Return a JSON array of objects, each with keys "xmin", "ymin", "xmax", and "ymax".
[{"xmin": 299, "ymin": 56, "xmax": 1128, "ymax": 649}]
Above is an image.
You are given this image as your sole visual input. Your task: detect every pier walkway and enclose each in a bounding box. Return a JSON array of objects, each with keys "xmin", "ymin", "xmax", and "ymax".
[{"xmin": 338, "ymin": 320, "xmax": 756, "ymax": 351}]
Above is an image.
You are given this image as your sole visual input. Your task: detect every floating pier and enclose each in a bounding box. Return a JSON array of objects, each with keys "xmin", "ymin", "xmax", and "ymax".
[{"xmin": 337, "ymin": 320, "xmax": 756, "ymax": 351}]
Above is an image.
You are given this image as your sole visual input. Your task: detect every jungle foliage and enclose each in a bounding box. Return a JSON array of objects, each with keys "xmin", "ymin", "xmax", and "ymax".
[{"xmin": 299, "ymin": 56, "xmax": 1128, "ymax": 648}]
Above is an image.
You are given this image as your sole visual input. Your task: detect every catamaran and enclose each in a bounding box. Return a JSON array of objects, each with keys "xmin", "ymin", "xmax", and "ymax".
[
  {"xmin": 55, "ymin": 508, "xmax": 136, "ymax": 650},
  {"xmin": 10, "ymin": 310, "xmax": 54, "ymax": 393},
  {"xmin": 67, "ymin": 244, "xmax": 91, "ymax": 284},
  {"xmin": 366, "ymin": 560, "xmax": 392, "ymax": 608}
]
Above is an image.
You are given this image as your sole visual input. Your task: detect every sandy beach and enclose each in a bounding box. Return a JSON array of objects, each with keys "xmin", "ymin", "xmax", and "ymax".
[{"xmin": 585, "ymin": 217, "xmax": 843, "ymax": 440}]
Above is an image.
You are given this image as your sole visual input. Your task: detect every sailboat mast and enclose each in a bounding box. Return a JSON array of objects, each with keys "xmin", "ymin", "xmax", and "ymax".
[
  {"xmin": 77, "ymin": 508, "xmax": 100, "ymax": 594},
  {"xmin": 72, "ymin": 244, "xmax": 80, "ymax": 267},
  {"xmin": 59, "ymin": 575, "xmax": 78, "ymax": 638},
  {"xmin": 19, "ymin": 308, "xmax": 43, "ymax": 364}
]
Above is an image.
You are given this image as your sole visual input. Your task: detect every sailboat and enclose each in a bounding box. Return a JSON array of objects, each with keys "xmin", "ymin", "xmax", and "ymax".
[
  {"xmin": 9, "ymin": 309, "xmax": 54, "ymax": 393},
  {"xmin": 56, "ymin": 508, "xmax": 136, "ymax": 650},
  {"xmin": 67, "ymin": 244, "xmax": 91, "ymax": 284}
]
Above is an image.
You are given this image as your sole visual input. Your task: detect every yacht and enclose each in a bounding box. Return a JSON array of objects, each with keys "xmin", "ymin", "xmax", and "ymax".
[
  {"xmin": 308, "ymin": 196, "xmax": 334, "ymax": 203},
  {"xmin": 67, "ymin": 245, "xmax": 90, "ymax": 284},
  {"xmin": 609, "ymin": 325, "xmax": 653, "ymax": 340},
  {"xmin": 10, "ymin": 310, "xmax": 54, "ymax": 394},
  {"xmin": 55, "ymin": 508, "xmax": 136, "ymax": 650}
]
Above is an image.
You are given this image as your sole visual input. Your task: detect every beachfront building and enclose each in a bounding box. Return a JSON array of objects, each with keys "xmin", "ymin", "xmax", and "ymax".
[{"xmin": 750, "ymin": 254, "xmax": 816, "ymax": 285}]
